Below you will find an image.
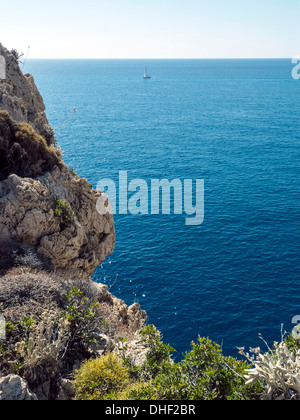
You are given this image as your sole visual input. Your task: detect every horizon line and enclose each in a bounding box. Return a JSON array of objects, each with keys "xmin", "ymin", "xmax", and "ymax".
[{"xmin": 26, "ymin": 57, "xmax": 294, "ymax": 60}]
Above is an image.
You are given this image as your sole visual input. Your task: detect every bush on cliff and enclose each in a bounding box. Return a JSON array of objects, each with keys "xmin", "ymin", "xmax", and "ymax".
[
  {"xmin": 0, "ymin": 275, "xmax": 101, "ymax": 397},
  {"xmin": 0, "ymin": 269, "xmax": 137, "ymax": 399},
  {"xmin": 73, "ymin": 353, "xmax": 130, "ymax": 400},
  {"xmin": 0, "ymin": 110, "xmax": 62, "ymax": 180},
  {"xmin": 136, "ymin": 325, "xmax": 263, "ymax": 400},
  {"xmin": 73, "ymin": 325, "xmax": 264, "ymax": 401}
]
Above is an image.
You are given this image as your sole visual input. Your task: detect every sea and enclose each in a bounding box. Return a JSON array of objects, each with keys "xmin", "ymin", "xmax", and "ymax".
[{"xmin": 25, "ymin": 59, "xmax": 300, "ymax": 358}]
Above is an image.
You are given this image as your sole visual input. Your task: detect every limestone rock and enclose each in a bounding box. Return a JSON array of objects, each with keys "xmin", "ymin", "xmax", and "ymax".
[
  {"xmin": 0, "ymin": 41, "xmax": 148, "ymax": 401},
  {"xmin": 0, "ymin": 166, "xmax": 115, "ymax": 277},
  {"xmin": 0, "ymin": 42, "xmax": 115, "ymax": 277},
  {"xmin": 0, "ymin": 375, "xmax": 37, "ymax": 400},
  {"xmin": 0, "ymin": 43, "xmax": 54, "ymax": 144},
  {"xmin": 128, "ymin": 303, "xmax": 148, "ymax": 331}
]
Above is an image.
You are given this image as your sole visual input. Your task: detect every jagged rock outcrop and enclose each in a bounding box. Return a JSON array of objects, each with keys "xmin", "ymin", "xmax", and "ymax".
[
  {"xmin": 0, "ymin": 45, "xmax": 115, "ymax": 277},
  {"xmin": 0, "ymin": 164, "xmax": 115, "ymax": 277},
  {"xmin": 0, "ymin": 42, "xmax": 147, "ymax": 400},
  {"xmin": 0, "ymin": 43, "xmax": 54, "ymax": 145}
]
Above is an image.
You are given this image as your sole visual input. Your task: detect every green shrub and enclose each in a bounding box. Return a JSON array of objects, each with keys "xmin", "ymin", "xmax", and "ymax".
[
  {"xmin": 53, "ymin": 198, "xmax": 75, "ymax": 227},
  {"xmin": 61, "ymin": 287, "xmax": 99, "ymax": 344},
  {"xmin": 0, "ymin": 111, "xmax": 61, "ymax": 180},
  {"xmin": 284, "ymin": 333, "xmax": 300, "ymax": 355},
  {"xmin": 59, "ymin": 287, "xmax": 100, "ymax": 370},
  {"xmin": 73, "ymin": 353, "xmax": 130, "ymax": 400},
  {"xmin": 140, "ymin": 324, "xmax": 175, "ymax": 379},
  {"xmin": 112, "ymin": 381, "xmax": 158, "ymax": 400},
  {"xmin": 178, "ymin": 338, "xmax": 262, "ymax": 400},
  {"xmin": 138, "ymin": 326, "xmax": 263, "ymax": 400}
]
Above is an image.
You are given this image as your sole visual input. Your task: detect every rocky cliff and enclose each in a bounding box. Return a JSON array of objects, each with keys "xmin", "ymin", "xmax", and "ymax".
[
  {"xmin": 0, "ymin": 43, "xmax": 147, "ymax": 400},
  {"xmin": 0, "ymin": 44, "xmax": 115, "ymax": 278},
  {"xmin": 0, "ymin": 44, "xmax": 54, "ymax": 145}
]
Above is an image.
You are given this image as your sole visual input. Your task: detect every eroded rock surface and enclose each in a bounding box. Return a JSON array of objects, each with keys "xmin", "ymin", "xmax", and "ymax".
[
  {"xmin": 0, "ymin": 43, "xmax": 115, "ymax": 277},
  {"xmin": 0, "ymin": 43, "xmax": 54, "ymax": 145},
  {"xmin": 0, "ymin": 167, "xmax": 115, "ymax": 277}
]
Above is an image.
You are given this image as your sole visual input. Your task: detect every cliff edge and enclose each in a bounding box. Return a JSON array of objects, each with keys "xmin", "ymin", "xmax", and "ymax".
[
  {"xmin": 0, "ymin": 43, "xmax": 147, "ymax": 400},
  {"xmin": 0, "ymin": 44, "xmax": 54, "ymax": 145},
  {"xmin": 0, "ymin": 44, "xmax": 115, "ymax": 278}
]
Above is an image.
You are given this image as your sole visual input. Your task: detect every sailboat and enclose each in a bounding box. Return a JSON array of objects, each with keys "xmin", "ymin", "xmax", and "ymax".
[{"xmin": 144, "ymin": 67, "xmax": 151, "ymax": 79}]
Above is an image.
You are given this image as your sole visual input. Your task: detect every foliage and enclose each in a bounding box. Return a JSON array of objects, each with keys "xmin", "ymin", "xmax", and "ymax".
[
  {"xmin": 70, "ymin": 168, "xmax": 81, "ymax": 179},
  {"xmin": 139, "ymin": 324, "xmax": 175, "ymax": 379},
  {"xmin": 138, "ymin": 328, "xmax": 262, "ymax": 400},
  {"xmin": 15, "ymin": 311, "xmax": 70, "ymax": 389},
  {"xmin": 0, "ymin": 111, "xmax": 61, "ymax": 180},
  {"xmin": 112, "ymin": 381, "xmax": 159, "ymax": 400},
  {"xmin": 13, "ymin": 247, "xmax": 43, "ymax": 271},
  {"xmin": 62, "ymin": 287, "xmax": 99, "ymax": 323},
  {"xmin": 2, "ymin": 269, "xmax": 297, "ymax": 400},
  {"xmin": 53, "ymin": 198, "xmax": 75, "ymax": 227},
  {"xmin": 97, "ymin": 325, "xmax": 262, "ymax": 401},
  {"xmin": 0, "ymin": 240, "xmax": 46, "ymax": 274},
  {"xmin": 0, "ymin": 280, "xmax": 104, "ymax": 396},
  {"xmin": 241, "ymin": 340, "xmax": 300, "ymax": 400},
  {"xmin": 284, "ymin": 333, "xmax": 300, "ymax": 355},
  {"xmin": 10, "ymin": 49, "xmax": 24, "ymax": 61},
  {"xmin": 60, "ymin": 287, "xmax": 99, "ymax": 368},
  {"xmin": 73, "ymin": 353, "xmax": 130, "ymax": 400},
  {"xmin": 0, "ymin": 310, "xmax": 69, "ymax": 394}
]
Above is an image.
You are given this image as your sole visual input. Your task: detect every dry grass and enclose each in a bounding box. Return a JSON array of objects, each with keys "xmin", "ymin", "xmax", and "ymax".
[
  {"xmin": 0, "ymin": 267, "xmax": 65, "ymax": 322},
  {"xmin": 0, "ymin": 268, "xmax": 141, "ymax": 385},
  {"xmin": 0, "ymin": 239, "xmax": 51, "ymax": 275},
  {"xmin": 0, "ymin": 110, "xmax": 62, "ymax": 180}
]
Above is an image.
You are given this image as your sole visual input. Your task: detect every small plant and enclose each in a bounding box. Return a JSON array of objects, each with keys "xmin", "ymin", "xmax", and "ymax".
[
  {"xmin": 60, "ymin": 287, "xmax": 99, "ymax": 366},
  {"xmin": 73, "ymin": 353, "xmax": 130, "ymax": 400},
  {"xmin": 10, "ymin": 49, "xmax": 24, "ymax": 62},
  {"xmin": 70, "ymin": 168, "xmax": 81, "ymax": 180},
  {"xmin": 13, "ymin": 247, "xmax": 43, "ymax": 270},
  {"xmin": 54, "ymin": 198, "xmax": 75, "ymax": 227},
  {"xmin": 15, "ymin": 311, "xmax": 70, "ymax": 390},
  {"xmin": 61, "ymin": 287, "xmax": 99, "ymax": 327},
  {"xmin": 240, "ymin": 337, "xmax": 300, "ymax": 400},
  {"xmin": 19, "ymin": 316, "xmax": 36, "ymax": 332}
]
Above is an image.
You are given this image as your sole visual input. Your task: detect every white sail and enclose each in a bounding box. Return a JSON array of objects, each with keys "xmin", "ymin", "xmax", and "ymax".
[{"xmin": 144, "ymin": 67, "xmax": 151, "ymax": 79}]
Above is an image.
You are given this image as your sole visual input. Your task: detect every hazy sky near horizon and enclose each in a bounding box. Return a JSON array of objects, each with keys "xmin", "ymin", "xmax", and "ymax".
[{"xmin": 1, "ymin": 0, "xmax": 299, "ymax": 59}]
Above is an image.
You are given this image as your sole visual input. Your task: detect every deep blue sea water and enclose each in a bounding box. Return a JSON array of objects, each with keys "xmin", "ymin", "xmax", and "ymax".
[{"xmin": 25, "ymin": 59, "xmax": 300, "ymax": 358}]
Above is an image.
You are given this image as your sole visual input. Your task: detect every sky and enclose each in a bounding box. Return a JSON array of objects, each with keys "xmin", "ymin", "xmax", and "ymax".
[{"xmin": 0, "ymin": 0, "xmax": 299, "ymax": 59}]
